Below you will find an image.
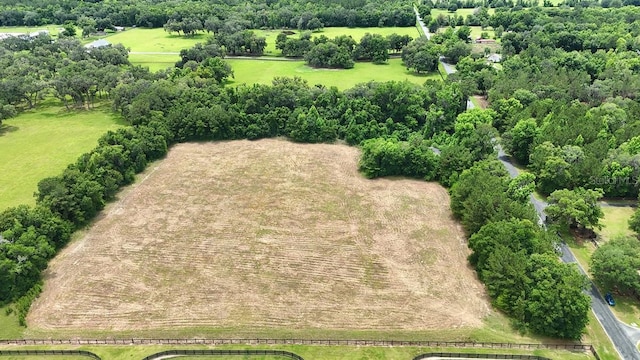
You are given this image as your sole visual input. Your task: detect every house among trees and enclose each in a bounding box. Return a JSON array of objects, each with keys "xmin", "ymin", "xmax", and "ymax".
[
  {"xmin": 84, "ymin": 39, "xmax": 111, "ymax": 48},
  {"xmin": 475, "ymin": 38, "xmax": 496, "ymax": 44},
  {"xmin": 487, "ymin": 53, "xmax": 502, "ymax": 63},
  {"xmin": 29, "ymin": 30, "xmax": 49, "ymax": 37},
  {"xmin": 0, "ymin": 32, "xmax": 24, "ymax": 40}
]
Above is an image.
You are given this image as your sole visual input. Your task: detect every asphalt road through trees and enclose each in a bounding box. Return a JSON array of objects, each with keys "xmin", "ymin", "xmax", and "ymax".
[{"xmin": 413, "ymin": 7, "xmax": 640, "ymax": 358}]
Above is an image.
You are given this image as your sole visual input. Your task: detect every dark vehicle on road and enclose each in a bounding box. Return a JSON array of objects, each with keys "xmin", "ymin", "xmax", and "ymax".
[{"xmin": 605, "ymin": 293, "xmax": 616, "ymax": 306}]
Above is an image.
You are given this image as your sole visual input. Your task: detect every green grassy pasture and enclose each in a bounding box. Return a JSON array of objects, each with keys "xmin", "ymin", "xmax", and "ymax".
[
  {"xmin": 225, "ymin": 58, "xmax": 440, "ymax": 89},
  {"xmin": 0, "ymin": 103, "xmax": 124, "ymax": 211},
  {"xmin": 0, "ymin": 25, "xmax": 63, "ymax": 36},
  {"xmin": 599, "ymin": 206, "xmax": 635, "ymax": 241},
  {"xmin": 108, "ymin": 27, "xmax": 419, "ymax": 56},
  {"xmin": 311, "ymin": 26, "xmax": 419, "ymax": 39},
  {"xmin": 106, "ymin": 28, "xmax": 209, "ymax": 52},
  {"xmin": 430, "ymin": 8, "xmax": 496, "ymax": 19},
  {"xmin": 127, "ymin": 53, "xmax": 179, "ymax": 72},
  {"xmin": 0, "ymin": 306, "xmax": 23, "ymax": 339},
  {"xmin": 127, "ymin": 56, "xmax": 441, "ymax": 88},
  {"xmin": 3, "ymin": 311, "xmax": 592, "ymax": 353},
  {"xmin": 0, "ymin": 344, "xmax": 595, "ymax": 360},
  {"xmin": 0, "ymin": 357, "xmax": 88, "ymax": 360}
]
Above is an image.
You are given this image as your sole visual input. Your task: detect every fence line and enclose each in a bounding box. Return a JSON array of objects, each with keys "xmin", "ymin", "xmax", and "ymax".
[
  {"xmin": 0, "ymin": 349, "xmax": 101, "ymax": 359},
  {"xmin": 0, "ymin": 338, "xmax": 594, "ymax": 351},
  {"xmin": 141, "ymin": 349, "xmax": 304, "ymax": 360},
  {"xmin": 413, "ymin": 353, "xmax": 552, "ymax": 360}
]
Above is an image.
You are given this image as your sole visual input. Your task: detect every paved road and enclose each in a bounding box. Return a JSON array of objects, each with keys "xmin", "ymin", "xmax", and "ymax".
[
  {"xmin": 495, "ymin": 144, "xmax": 640, "ymax": 360},
  {"xmin": 414, "ymin": 7, "xmax": 431, "ymax": 40},
  {"xmin": 414, "ymin": 9, "xmax": 640, "ymax": 356}
]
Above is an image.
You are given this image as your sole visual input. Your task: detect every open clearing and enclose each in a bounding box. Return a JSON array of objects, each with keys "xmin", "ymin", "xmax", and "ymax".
[
  {"xmin": 598, "ymin": 206, "xmax": 635, "ymax": 241},
  {"xmin": 127, "ymin": 55, "xmax": 440, "ymax": 88},
  {"xmin": 0, "ymin": 104, "xmax": 124, "ymax": 210},
  {"xmin": 227, "ymin": 58, "xmax": 440, "ymax": 89},
  {"xmin": 106, "ymin": 27, "xmax": 418, "ymax": 56},
  {"xmin": 29, "ymin": 139, "xmax": 488, "ymax": 333}
]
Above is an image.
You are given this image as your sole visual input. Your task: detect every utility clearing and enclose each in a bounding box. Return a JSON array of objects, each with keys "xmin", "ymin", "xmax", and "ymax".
[{"xmin": 29, "ymin": 139, "xmax": 488, "ymax": 332}]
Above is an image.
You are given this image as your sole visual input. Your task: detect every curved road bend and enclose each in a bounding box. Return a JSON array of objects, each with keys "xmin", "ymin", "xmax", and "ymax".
[
  {"xmin": 414, "ymin": 8, "xmax": 640, "ymax": 358},
  {"xmin": 496, "ymin": 145, "xmax": 640, "ymax": 360}
]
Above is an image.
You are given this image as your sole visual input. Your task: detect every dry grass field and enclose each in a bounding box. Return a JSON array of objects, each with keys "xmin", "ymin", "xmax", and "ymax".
[{"xmin": 28, "ymin": 139, "xmax": 489, "ymax": 333}]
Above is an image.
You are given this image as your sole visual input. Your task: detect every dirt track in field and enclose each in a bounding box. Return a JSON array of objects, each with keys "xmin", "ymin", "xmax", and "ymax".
[{"xmin": 28, "ymin": 139, "xmax": 489, "ymax": 331}]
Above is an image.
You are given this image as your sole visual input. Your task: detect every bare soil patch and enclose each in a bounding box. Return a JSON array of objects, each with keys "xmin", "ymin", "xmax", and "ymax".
[
  {"xmin": 29, "ymin": 139, "xmax": 489, "ymax": 332},
  {"xmin": 472, "ymin": 96, "xmax": 489, "ymax": 109}
]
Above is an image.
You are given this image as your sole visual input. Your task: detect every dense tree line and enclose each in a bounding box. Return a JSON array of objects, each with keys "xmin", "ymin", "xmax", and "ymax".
[
  {"xmin": 1, "ymin": 4, "xmax": 598, "ymax": 338},
  {"xmin": 275, "ymin": 31, "xmax": 411, "ymax": 67},
  {"xmin": 435, "ymin": 7, "xmax": 640, "ymax": 199},
  {"xmin": 359, "ymin": 135, "xmax": 440, "ymax": 179},
  {"xmin": 0, "ymin": 34, "xmax": 142, "ymax": 111},
  {"xmin": 354, "ymin": 104, "xmax": 590, "ymax": 339},
  {"xmin": 451, "ymin": 160, "xmax": 590, "ymax": 339},
  {"xmin": 0, "ymin": 0, "xmax": 415, "ymax": 29},
  {"xmin": 0, "ymin": 38, "xmax": 468, "ymax": 309}
]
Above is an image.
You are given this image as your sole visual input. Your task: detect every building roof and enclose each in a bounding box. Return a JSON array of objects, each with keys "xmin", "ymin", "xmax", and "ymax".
[
  {"xmin": 29, "ymin": 30, "xmax": 49, "ymax": 37},
  {"xmin": 487, "ymin": 53, "xmax": 502, "ymax": 63},
  {"xmin": 0, "ymin": 32, "xmax": 26, "ymax": 40},
  {"xmin": 84, "ymin": 39, "xmax": 111, "ymax": 48}
]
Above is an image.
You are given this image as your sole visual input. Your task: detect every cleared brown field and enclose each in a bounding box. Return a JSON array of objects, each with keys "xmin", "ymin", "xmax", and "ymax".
[{"xmin": 28, "ymin": 139, "xmax": 489, "ymax": 332}]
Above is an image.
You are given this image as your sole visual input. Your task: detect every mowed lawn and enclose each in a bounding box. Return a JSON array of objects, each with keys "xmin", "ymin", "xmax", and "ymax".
[
  {"xmin": 0, "ymin": 25, "xmax": 63, "ymax": 36},
  {"xmin": 0, "ymin": 104, "xmax": 124, "ymax": 210},
  {"xmin": 0, "ymin": 345, "xmax": 595, "ymax": 360},
  {"xmin": 598, "ymin": 205, "xmax": 635, "ymax": 241},
  {"xmin": 106, "ymin": 28, "xmax": 209, "ymax": 52},
  {"xmin": 127, "ymin": 53, "xmax": 179, "ymax": 72},
  {"xmin": 108, "ymin": 27, "xmax": 418, "ymax": 56},
  {"xmin": 127, "ymin": 55, "xmax": 441, "ymax": 89},
  {"xmin": 226, "ymin": 58, "xmax": 440, "ymax": 89}
]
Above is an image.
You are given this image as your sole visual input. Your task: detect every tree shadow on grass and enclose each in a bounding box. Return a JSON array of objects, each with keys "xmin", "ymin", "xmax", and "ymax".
[
  {"xmin": 0, "ymin": 124, "xmax": 18, "ymax": 136},
  {"xmin": 166, "ymin": 33, "xmax": 208, "ymax": 41}
]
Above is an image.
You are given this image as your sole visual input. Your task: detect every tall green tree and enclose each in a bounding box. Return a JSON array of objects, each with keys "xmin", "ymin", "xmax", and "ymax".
[
  {"xmin": 402, "ymin": 37, "xmax": 441, "ymax": 73},
  {"xmin": 546, "ymin": 187, "xmax": 604, "ymax": 230},
  {"xmin": 503, "ymin": 118, "xmax": 539, "ymax": 165},
  {"xmin": 354, "ymin": 33, "xmax": 390, "ymax": 64},
  {"xmin": 526, "ymin": 254, "xmax": 590, "ymax": 340},
  {"xmin": 591, "ymin": 236, "xmax": 640, "ymax": 296}
]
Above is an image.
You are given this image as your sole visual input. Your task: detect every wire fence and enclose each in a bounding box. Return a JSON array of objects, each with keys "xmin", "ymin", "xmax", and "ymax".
[
  {"xmin": 0, "ymin": 338, "xmax": 594, "ymax": 350},
  {"xmin": 0, "ymin": 338, "xmax": 600, "ymax": 359},
  {"xmin": 413, "ymin": 353, "xmax": 552, "ymax": 360},
  {"xmin": 141, "ymin": 349, "xmax": 304, "ymax": 360},
  {"xmin": 0, "ymin": 349, "xmax": 101, "ymax": 359}
]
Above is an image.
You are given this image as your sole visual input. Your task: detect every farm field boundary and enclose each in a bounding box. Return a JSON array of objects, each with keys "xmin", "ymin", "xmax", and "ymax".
[
  {"xmin": 413, "ymin": 353, "xmax": 551, "ymax": 360},
  {"xmin": 0, "ymin": 338, "xmax": 595, "ymax": 351},
  {"xmin": 142, "ymin": 349, "xmax": 303, "ymax": 360},
  {"xmin": 0, "ymin": 349, "xmax": 100, "ymax": 359}
]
